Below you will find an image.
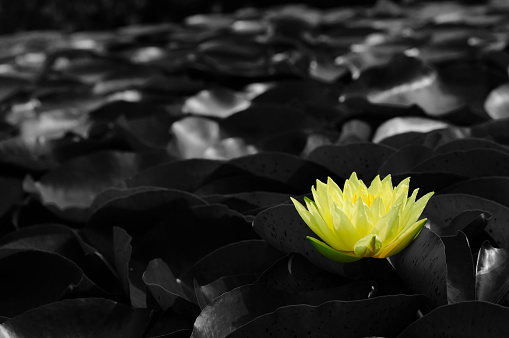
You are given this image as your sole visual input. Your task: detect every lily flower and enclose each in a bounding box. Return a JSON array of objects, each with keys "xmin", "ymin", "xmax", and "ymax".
[{"xmin": 291, "ymin": 172, "xmax": 433, "ymax": 263}]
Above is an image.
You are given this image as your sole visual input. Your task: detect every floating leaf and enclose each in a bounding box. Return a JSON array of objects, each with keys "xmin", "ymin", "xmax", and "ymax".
[
  {"xmin": 195, "ymin": 274, "xmax": 259, "ymax": 309},
  {"xmin": 124, "ymin": 159, "xmax": 223, "ymax": 193},
  {"xmin": 390, "ymin": 227, "xmax": 448, "ymax": 309},
  {"xmin": 378, "ymin": 145, "xmax": 435, "ymax": 176},
  {"xmin": 143, "ymin": 258, "xmax": 196, "ymax": 312},
  {"xmin": 180, "ymin": 240, "xmax": 284, "ymax": 287},
  {"xmin": 476, "ymin": 241, "xmax": 509, "ymax": 304},
  {"xmin": 25, "ymin": 150, "xmax": 167, "ymax": 222},
  {"xmin": 0, "ymin": 177, "xmax": 23, "ymax": 220},
  {"xmin": 342, "ymin": 54, "xmax": 472, "ymax": 116},
  {"xmin": 0, "ymin": 298, "xmax": 151, "ymax": 338},
  {"xmin": 191, "ymin": 280, "xmax": 377, "ymax": 338},
  {"xmin": 398, "ymin": 301, "xmax": 509, "ymax": 337},
  {"xmin": 182, "ymin": 87, "xmax": 250, "ymax": 118},
  {"xmin": 253, "ymin": 204, "xmax": 363, "ymax": 278},
  {"xmin": 227, "ymin": 295, "xmax": 425, "ymax": 338},
  {"xmin": 424, "ymin": 194, "xmax": 509, "ymax": 247},
  {"xmin": 434, "ymin": 137, "xmax": 509, "ymax": 156},
  {"xmin": 441, "ymin": 177, "xmax": 509, "ymax": 208},
  {"xmin": 89, "ymin": 188, "xmax": 207, "ymax": 233},
  {"xmin": 442, "ymin": 231, "xmax": 475, "ymax": 303},
  {"xmin": 225, "ymin": 152, "xmax": 338, "ymax": 193},
  {"xmin": 256, "ymin": 253, "xmax": 370, "ymax": 293},
  {"xmin": 0, "ymin": 250, "xmax": 96, "ymax": 317},
  {"xmin": 372, "ymin": 117, "xmax": 450, "ymax": 143},
  {"xmin": 122, "ymin": 203, "xmax": 256, "ymax": 277},
  {"xmin": 203, "ymin": 191, "xmax": 296, "ymax": 215},
  {"xmin": 308, "ymin": 143, "xmax": 395, "ymax": 181},
  {"xmin": 411, "ymin": 149, "xmax": 509, "ymax": 178},
  {"xmin": 113, "ymin": 227, "xmax": 145, "ymax": 308}
]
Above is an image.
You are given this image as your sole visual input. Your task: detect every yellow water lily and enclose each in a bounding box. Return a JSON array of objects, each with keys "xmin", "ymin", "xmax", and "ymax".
[{"xmin": 290, "ymin": 172, "xmax": 433, "ymax": 263}]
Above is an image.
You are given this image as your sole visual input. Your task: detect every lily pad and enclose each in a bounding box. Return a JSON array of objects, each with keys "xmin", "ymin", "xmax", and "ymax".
[
  {"xmin": 411, "ymin": 149, "xmax": 509, "ymax": 178},
  {"xmin": 227, "ymin": 295, "xmax": 425, "ymax": 338},
  {"xmin": 390, "ymin": 227, "xmax": 448, "ymax": 309},
  {"xmin": 253, "ymin": 204, "xmax": 364, "ymax": 278},
  {"xmin": 0, "ymin": 250, "xmax": 96, "ymax": 317},
  {"xmin": 179, "ymin": 240, "xmax": 283, "ymax": 287},
  {"xmin": 398, "ymin": 301, "xmax": 509, "ymax": 337},
  {"xmin": 442, "ymin": 231, "xmax": 475, "ymax": 303},
  {"xmin": 476, "ymin": 241, "xmax": 509, "ymax": 304},
  {"xmin": 308, "ymin": 142, "xmax": 395, "ymax": 182},
  {"xmin": 0, "ymin": 298, "xmax": 151, "ymax": 338},
  {"xmin": 191, "ymin": 280, "xmax": 378, "ymax": 338},
  {"xmin": 424, "ymin": 194, "xmax": 509, "ymax": 247}
]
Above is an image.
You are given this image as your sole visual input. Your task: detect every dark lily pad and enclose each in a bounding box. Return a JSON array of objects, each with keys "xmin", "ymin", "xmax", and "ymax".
[
  {"xmin": 225, "ymin": 152, "xmax": 339, "ymax": 193},
  {"xmin": 195, "ymin": 36, "xmax": 269, "ymax": 77},
  {"xmin": 143, "ymin": 258, "xmax": 195, "ymax": 311},
  {"xmin": 378, "ymin": 145, "xmax": 435, "ymax": 176},
  {"xmin": 89, "ymin": 188, "xmax": 207, "ymax": 233},
  {"xmin": 442, "ymin": 231, "xmax": 475, "ymax": 303},
  {"xmin": 390, "ymin": 227, "xmax": 448, "ymax": 309},
  {"xmin": 0, "ymin": 298, "xmax": 151, "ymax": 338},
  {"xmin": 132, "ymin": 203, "xmax": 257, "ymax": 277},
  {"xmin": 25, "ymin": 150, "xmax": 167, "ymax": 222},
  {"xmin": 179, "ymin": 240, "xmax": 284, "ymax": 288},
  {"xmin": 342, "ymin": 54, "xmax": 470, "ymax": 116},
  {"xmin": 124, "ymin": 159, "xmax": 223, "ymax": 193},
  {"xmin": 113, "ymin": 227, "xmax": 145, "ymax": 308},
  {"xmin": 434, "ymin": 138, "xmax": 509, "ymax": 156},
  {"xmin": 0, "ymin": 177, "xmax": 23, "ymax": 220},
  {"xmin": 114, "ymin": 113, "xmax": 175, "ymax": 151},
  {"xmin": 308, "ymin": 142, "xmax": 395, "ymax": 182},
  {"xmin": 411, "ymin": 149, "xmax": 509, "ymax": 178},
  {"xmin": 218, "ymin": 103, "xmax": 322, "ymax": 147},
  {"xmin": 428, "ymin": 209, "xmax": 491, "ymax": 248},
  {"xmin": 398, "ymin": 301, "xmax": 509, "ymax": 337},
  {"xmin": 194, "ymin": 274, "xmax": 259, "ymax": 310},
  {"xmin": 256, "ymin": 253, "xmax": 370, "ymax": 293},
  {"xmin": 227, "ymin": 295, "xmax": 425, "ymax": 338},
  {"xmin": 0, "ymin": 250, "xmax": 96, "ymax": 317},
  {"xmin": 424, "ymin": 194, "xmax": 509, "ymax": 247},
  {"xmin": 202, "ymin": 191, "xmax": 296, "ymax": 215},
  {"xmin": 476, "ymin": 240, "xmax": 509, "ymax": 304},
  {"xmin": 253, "ymin": 204, "xmax": 363, "ymax": 278},
  {"xmin": 191, "ymin": 280, "xmax": 378, "ymax": 338},
  {"xmin": 440, "ymin": 177, "xmax": 509, "ymax": 208}
]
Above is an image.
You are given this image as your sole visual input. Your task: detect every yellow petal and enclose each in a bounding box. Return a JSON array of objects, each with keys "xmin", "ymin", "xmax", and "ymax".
[
  {"xmin": 307, "ymin": 236, "xmax": 362, "ymax": 263},
  {"xmin": 312, "ymin": 180, "xmax": 332, "ymax": 225},
  {"xmin": 305, "ymin": 197, "xmax": 344, "ymax": 250},
  {"xmin": 370, "ymin": 202, "xmax": 401, "ymax": 244},
  {"xmin": 376, "ymin": 218, "xmax": 427, "ymax": 258},
  {"xmin": 350, "ymin": 198, "xmax": 373, "ymax": 237},
  {"xmin": 389, "ymin": 177, "xmax": 410, "ymax": 209},
  {"xmin": 399, "ymin": 188, "xmax": 419, "ymax": 228},
  {"xmin": 404, "ymin": 191, "xmax": 434, "ymax": 230},
  {"xmin": 369, "ymin": 196, "xmax": 386, "ymax": 224},
  {"xmin": 326, "ymin": 177, "xmax": 343, "ymax": 207},
  {"xmin": 368, "ymin": 175, "xmax": 382, "ymax": 196},
  {"xmin": 331, "ymin": 202, "xmax": 359, "ymax": 251},
  {"xmin": 354, "ymin": 234, "xmax": 383, "ymax": 257},
  {"xmin": 291, "ymin": 197, "xmax": 328, "ymax": 241}
]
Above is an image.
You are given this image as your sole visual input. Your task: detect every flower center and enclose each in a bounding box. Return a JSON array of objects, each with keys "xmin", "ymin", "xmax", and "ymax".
[{"xmin": 352, "ymin": 193, "xmax": 375, "ymax": 207}]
